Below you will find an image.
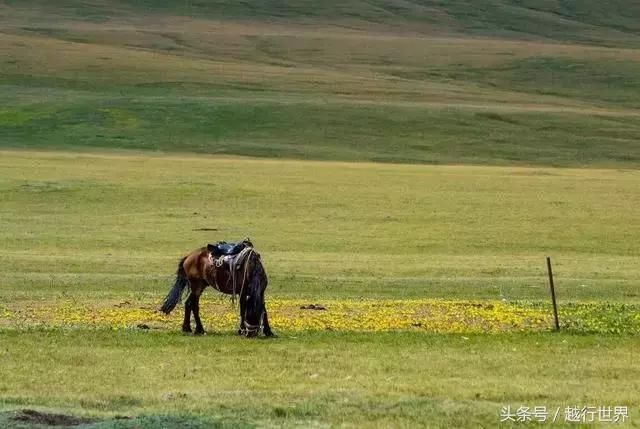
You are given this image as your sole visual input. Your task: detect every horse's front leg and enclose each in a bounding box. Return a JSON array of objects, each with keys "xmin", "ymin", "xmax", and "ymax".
[
  {"xmin": 238, "ymin": 296, "xmax": 247, "ymax": 335},
  {"xmin": 182, "ymin": 294, "xmax": 193, "ymax": 333}
]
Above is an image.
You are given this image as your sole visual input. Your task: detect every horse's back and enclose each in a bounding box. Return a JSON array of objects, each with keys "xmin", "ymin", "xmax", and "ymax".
[{"xmin": 182, "ymin": 247, "xmax": 210, "ymax": 279}]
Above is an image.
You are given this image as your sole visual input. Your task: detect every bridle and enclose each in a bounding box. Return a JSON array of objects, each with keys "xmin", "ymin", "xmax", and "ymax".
[{"xmin": 242, "ymin": 319, "xmax": 262, "ymax": 335}]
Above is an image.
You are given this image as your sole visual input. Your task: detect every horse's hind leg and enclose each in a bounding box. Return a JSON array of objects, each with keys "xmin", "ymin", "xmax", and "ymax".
[
  {"xmin": 191, "ymin": 282, "xmax": 206, "ymax": 335},
  {"xmin": 182, "ymin": 294, "xmax": 193, "ymax": 333}
]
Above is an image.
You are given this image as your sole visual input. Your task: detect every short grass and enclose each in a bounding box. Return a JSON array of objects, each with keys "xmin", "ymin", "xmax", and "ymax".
[
  {"xmin": 1, "ymin": 151, "xmax": 639, "ymax": 304},
  {"xmin": 0, "ymin": 330, "xmax": 639, "ymax": 428}
]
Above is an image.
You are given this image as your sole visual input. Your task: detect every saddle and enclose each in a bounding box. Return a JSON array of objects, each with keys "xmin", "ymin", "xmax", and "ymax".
[
  {"xmin": 207, "ymin": 238, "xmax": 253, "ymax": 257},
  {"xmin": 207, "ymin": 239, "xmax": 256, "ymax": 298}
]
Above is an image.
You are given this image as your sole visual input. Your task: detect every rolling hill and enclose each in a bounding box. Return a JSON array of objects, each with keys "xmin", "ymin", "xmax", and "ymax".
[{"xmin": 1, "ymin": 0, "xmax": 640, "ymax": 166}]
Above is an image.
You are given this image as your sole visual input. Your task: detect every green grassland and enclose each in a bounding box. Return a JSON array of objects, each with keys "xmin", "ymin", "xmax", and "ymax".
[
  {"xmin": 1, "ymin": 151, "xmax": 640, "ymax": 427},
  {"xmin": 2, "ymin": 1, "xmax": 640, "ymax": 427},
  {"xmin": 1, "ymin": 151, "xmax": 639, "ymax": 303}
]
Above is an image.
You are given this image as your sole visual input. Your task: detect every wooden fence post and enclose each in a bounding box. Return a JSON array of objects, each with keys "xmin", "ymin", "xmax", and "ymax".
[{"xmin": 546, "ymin": 256, "xmax": 560, "ymax": 331}]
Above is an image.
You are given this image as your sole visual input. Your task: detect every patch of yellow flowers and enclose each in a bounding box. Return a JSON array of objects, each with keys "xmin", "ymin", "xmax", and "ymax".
[
  {"xmin": 1, "ymin": 299, "xmax": 636, "ymax": 333},
  {"xmin": 0, "ymin": 299, "xmax": 550, "ymax": 333}
]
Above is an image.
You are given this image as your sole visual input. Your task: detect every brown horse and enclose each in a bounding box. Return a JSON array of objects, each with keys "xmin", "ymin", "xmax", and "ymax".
[{"xmin": 160, "ymin": 242, "xmax": 273, "ymax": 337}]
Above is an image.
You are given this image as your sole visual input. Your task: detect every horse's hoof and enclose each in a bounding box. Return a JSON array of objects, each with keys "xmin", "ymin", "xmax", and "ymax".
[
  {"xmin": 264, "ymin": 330, "xmax": 276, "ymax": 338},
  {"xmin": 194, "ymin": 329, "xmax": 206, "ymax": 336},
  {"xmin": 182, "ymin": 326, "xmax": 192, "ymax": 334}
]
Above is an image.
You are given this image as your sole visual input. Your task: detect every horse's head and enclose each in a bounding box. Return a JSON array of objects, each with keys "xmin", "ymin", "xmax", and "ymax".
[
  {"xmin": 243, "ymin": 293, "xmax": 262, "ymax": 337},
  {"xmin": 242, "ymin": 253, "xmax": 266, "ymax": 337}
]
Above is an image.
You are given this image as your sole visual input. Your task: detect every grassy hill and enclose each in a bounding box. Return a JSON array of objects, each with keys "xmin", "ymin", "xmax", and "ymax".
[
  {"xmin": 1, "ymin": 1, "xmax": 640, "ymax": 166},
  {"xmin": 5, "ymin": 0, "xmax": 640, "ymax": 46}
]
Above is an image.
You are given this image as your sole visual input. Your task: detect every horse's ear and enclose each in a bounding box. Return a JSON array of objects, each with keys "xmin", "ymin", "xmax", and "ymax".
[{"xmin": 207, "ymin": 244, "xmax": 215, "ymax": 252}]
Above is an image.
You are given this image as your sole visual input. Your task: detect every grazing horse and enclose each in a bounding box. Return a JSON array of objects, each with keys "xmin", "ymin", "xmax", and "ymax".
[{"xmin": 160, "ymin": 241, "xmax": 273, "ymax": 337}]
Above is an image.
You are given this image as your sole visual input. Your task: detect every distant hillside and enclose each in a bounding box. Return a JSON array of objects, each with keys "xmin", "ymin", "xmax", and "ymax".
[
  {"xmin": 1, "ymin": 0, "xmax": 639, "ymax": 167},
  {"xmin": 5, "ymin": 0, "xmax": 640, "ymax": 47}
]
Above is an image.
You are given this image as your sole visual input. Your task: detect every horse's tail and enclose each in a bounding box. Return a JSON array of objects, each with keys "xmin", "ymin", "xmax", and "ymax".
[{"xmin": 160, "ymin": 256, "xmax": 188, "ymax": 314}]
